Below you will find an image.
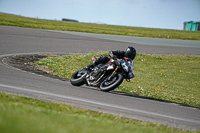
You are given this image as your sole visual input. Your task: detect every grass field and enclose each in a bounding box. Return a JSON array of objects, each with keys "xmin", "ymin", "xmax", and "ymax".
[
  {"xmin": 33, "ymin": 52, "xmax": 200, "ymax": 107},
  {"xmin": 1, "ymin": 12, "xmax": 200, "ymax": 40},
  {"xmin": 1, "ymin": 92, "xmax": 199, "ymax": 133}
]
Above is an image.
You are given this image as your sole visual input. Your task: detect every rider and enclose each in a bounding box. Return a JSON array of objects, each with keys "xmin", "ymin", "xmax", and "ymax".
[{"xmin": 85, "ymin": 46, "xmax": 136, "ymax": 70}]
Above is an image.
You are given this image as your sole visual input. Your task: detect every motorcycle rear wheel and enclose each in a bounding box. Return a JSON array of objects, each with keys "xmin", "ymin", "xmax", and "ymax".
[
  {"xmin": 100, "ymin": 73, "xmax": 123, "ymax": 92},
  {"xmin": 70, "ymin": 69, "xmax": 86, "ymax": 86}
]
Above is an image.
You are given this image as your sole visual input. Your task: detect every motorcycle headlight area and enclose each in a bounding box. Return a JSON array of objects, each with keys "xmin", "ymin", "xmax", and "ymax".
[{"xmin": 121, "ymin": 60, "xmax": 129, "ymax": 72}]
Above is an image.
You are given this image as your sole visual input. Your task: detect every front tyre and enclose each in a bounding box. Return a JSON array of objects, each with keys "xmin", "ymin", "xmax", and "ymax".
[
  {"xmin": 100, "ymin": 73, "xmax": 123, "ymax": 92},
  {"xmin": 70, "ymin": 69, "xmax": 86, "ymax": 86}
]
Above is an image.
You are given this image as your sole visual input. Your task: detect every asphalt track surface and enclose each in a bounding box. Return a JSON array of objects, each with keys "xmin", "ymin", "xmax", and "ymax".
[{"xmin": 0, "ymin": 25, "xmax": 200, "ymax": 130}]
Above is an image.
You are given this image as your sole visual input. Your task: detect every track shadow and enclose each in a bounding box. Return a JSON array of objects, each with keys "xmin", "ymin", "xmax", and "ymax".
[{"xmin": 109, "ymin": 90, "xmax": 200, "ymax": 109}]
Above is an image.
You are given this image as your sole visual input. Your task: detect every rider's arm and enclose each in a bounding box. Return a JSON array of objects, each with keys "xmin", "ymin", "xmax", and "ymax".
[{"xmin": 109, "ymin": 50, "xmax": 125, "ymax": 59}]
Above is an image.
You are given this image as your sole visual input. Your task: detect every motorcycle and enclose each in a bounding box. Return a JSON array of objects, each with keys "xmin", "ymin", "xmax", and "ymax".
[{"xmin": 70, "ymin": 56, "xmax": 135, "ymax": 92}]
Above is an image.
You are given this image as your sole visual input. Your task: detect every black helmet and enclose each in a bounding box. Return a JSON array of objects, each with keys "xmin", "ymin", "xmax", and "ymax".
[{"xmin": 125, "ymin": 46, "xmax": 136, "ymax": 60}]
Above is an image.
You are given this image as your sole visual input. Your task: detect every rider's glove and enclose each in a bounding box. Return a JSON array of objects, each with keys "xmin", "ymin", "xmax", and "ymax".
[{"xmin": 109, "ymin": 51, "xmax": 118, "ymax": 59}]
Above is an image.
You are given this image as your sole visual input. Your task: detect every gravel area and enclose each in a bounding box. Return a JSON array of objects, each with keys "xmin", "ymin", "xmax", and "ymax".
[{"xmin": 1, "ymin": 54, "xmax": 68, "ymax": 81}]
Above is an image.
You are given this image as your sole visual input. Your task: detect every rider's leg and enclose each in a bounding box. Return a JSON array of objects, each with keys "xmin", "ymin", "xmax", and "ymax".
[{"xmin": 85, "ymin": 55, "xmax": 110, "ymax": 70}]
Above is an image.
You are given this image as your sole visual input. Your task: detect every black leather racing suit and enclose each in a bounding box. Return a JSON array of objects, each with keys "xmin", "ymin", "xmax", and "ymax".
[{"xmin": 86, "ymin": 50, "xmax": 125, "ymax": 69}]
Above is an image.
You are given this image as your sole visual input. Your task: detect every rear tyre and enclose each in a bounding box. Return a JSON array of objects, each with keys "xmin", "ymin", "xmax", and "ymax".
[
  {"xmin": 100, "ymin": 73, "xmax": 123, "ymax": 92},
  {"xmin": 70, "ymin": 69, "xmax": 86, "ymax": 86}
]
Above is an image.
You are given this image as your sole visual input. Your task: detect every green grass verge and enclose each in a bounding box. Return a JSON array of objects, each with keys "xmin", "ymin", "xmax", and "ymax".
[
  {"xmin": 1, "ymin": 12, "xmax": 200, "ymax": 40},
  {"xmin": 33, "ymin": 52, "xmax": 200, "ymax": 107},
  {"xmin": 0, "ymin": 92, "xmax": 198, "ymax": 133}
]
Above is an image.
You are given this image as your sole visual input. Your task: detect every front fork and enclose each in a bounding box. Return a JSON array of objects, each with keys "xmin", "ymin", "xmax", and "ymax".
[{"xmin": 108, "ymin": 66, "xmax": 119, "ymax": 80}]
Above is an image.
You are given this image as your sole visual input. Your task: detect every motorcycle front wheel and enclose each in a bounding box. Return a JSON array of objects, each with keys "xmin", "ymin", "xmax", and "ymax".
[
  {"xmin": 70, "ymin": 69, "xmax": 87, "ymax": 86},
  {"xmin": 100, "ymin": 73, "xmax": 123, "ymax": 92}
]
